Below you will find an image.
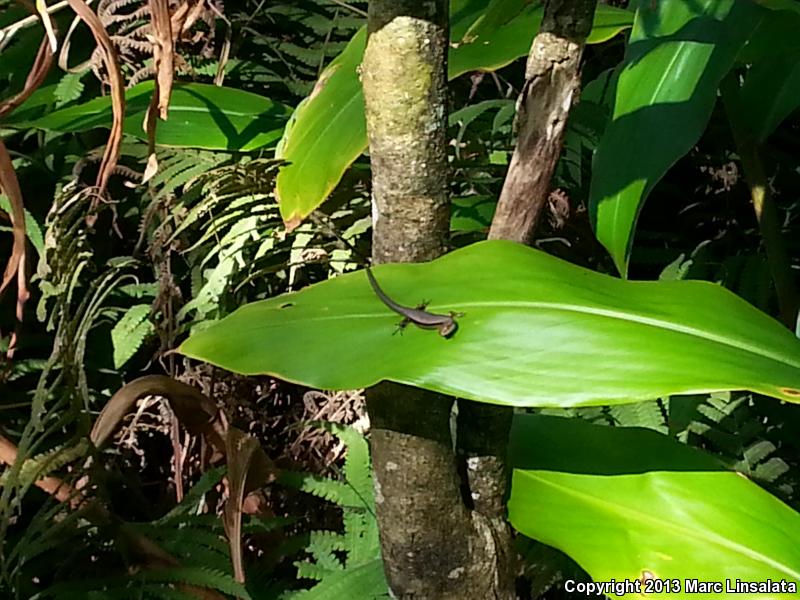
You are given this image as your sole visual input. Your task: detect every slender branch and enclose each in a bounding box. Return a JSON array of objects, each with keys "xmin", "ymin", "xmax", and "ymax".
[
  {"xmin": 488, "ymin": 0, "xmax": 597, "ymax": 243},
  {"xmin": 0, "ymin": 0, "xmax": 69, "ymax": 51}
]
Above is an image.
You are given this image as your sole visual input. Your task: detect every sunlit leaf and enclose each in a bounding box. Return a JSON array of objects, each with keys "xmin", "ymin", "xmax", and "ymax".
[
  {"xmin": 274, "ymin": 3, "xmax": 633, "ymax": 227},
  {"xmin": 509, "ymin": 414, "xmax": 800, "ymax": 598},
  {"xmin": 180, "ymin": 240, "xmax": 800, "ymax": 408},
  {"xmin": 10, "ymin": 81, "xmax": 291, "ymax": 151},
  {"xmin": 589, "ymin": 0, "xmax": 763, "ymax": 275}
]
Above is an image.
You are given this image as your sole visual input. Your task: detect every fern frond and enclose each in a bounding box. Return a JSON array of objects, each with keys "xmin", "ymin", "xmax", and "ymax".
[
  {"xmin": 286, "ymin": 559, "xmax": 388, "ymax": 599},
  {"xmin": 54, "ymin": 72, "xmax": 86, "ymax": 107},
  {"xmin": 342, "ymin": 510, "xmax": 379, "ymax": 566},
  {"xmin": 295, "ymin": 560, "xmax": 337, "ymax": 582},
  {"xmin": 133, "ymin": 566, "xmax": 251, "ymax": 599},
  {"xmin": 306, "ymin": 530, "xmax": 346, "ymax": 565},
  {"xmin": 110, "ymin": 304, "xmax": 155, "ymax": 368},
  {"xmin": 0, "ymin": 440, "xmax": 88, "ymax": 493},
  {"xmin": 608, "ymin": 400, "xmax": 667, "ymax": 433},
  {"xmin": 279, "ymin": 471, "xmax": 363, "ymax": 508}
]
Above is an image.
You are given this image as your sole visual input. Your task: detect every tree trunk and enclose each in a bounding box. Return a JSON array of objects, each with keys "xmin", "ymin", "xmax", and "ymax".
[
  {"xmin": 488, "ymin": 0, "xmax": 597, "ymax": 244},
  {"xmin": 361, "ymin": 1, "xmax": 515, "ymax": 597},
  {"xmin": 480, "ymin": 1, "xmax": 598, "ymax": 594}
]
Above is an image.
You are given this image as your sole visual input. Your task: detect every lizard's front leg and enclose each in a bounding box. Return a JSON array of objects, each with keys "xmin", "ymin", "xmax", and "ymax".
[{"xmin": 392, "ymin": 317, "xmax": 412, "ymax": 335}]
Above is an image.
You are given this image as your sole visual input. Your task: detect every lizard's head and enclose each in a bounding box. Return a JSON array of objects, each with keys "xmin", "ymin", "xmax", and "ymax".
[{"xmin": 439, "ymin": 317, "xmax": 459, "ymax": 338}]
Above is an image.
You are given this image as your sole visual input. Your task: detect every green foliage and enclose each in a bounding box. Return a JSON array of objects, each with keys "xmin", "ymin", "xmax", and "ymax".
[
  {"xmin": 38, "ymin": 567, "xmax": 250, "ymax": 600},
  {"xmin": 28, "ymin": 468, "xmax": 285, "ymax": 599},
  {"xmin": 509, "ymin": 414, "xmax": 800, "ymax": 594},
  {"xmin": 10, "ymin": 82, "xmax": 292, "ymax": 151},
  {"xmin": 0, "ymin": 440, "xmax": 88, "ymax": 492},
  {"xmin": 0, "ymin": 193, "xmax": 44, "ymax": 255},
  {"xmin": 53, "ymin": 72, "xmax": 86, "ymax": 108},
  {"xmin": 181, "ymin": 240, "xmax": 800, "ymax": 408},
  {"xmin": 148, "ymin": 154, "xmax": 285, "ymax": 326},
  {"xmin": 4, "ymin": 0, "xmax": 800, "ymax": 596},
  {"xmin": 682, "ymin": 393, "xmax": 792, "ymax": 491},
  {"xmin": 280, "ymin": 423, "xmax": 388, "ymax": 599},
  {"xmin": 274, "ymin": 2, "xmax": 632, "ymax": 225},
  {"xmin": 110, "ymin": 304, "xmax": 155, "ymax": 368}
]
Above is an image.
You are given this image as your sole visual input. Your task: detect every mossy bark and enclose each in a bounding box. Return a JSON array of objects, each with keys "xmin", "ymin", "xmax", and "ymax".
[
  {"xmin": 362, "ymin": 2, "xmax": 515, "ymax": 598},
  {"xmin": 362, "ymin": 4, "xmax": 450, "ymax": 264}
]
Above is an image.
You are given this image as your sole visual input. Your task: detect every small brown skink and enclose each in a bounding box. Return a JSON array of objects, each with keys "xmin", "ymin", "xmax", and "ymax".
[{"xmin": 365, "ymin": 267, "xmax": 463, "ymax": 338}]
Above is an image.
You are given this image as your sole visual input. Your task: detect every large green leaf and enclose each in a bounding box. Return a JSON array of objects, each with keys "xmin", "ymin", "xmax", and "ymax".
[
  {"xmin": 726, "ymin": 8, "xmax": 800, "ymax": 143},
  {"xmin": 589, "ymin": 0, "xmax": 763, "ymax": 276},
  {"xmin": 8, "ymin": 81, "xmax": 291, "ymax": 151},
  {"xmin": 449, "ymin": 4, "xmax": 633, "ymax": 76},
  {"xmin": 274, "ymin": 27, "xmax": 368, "ymax": 228},
  {"xmin": 509, "ymin": 414, "xmax": 800, "ymax": 597},
  {"xmin": 274, "ymin": 3, "xmax": 633, "ymax": 226},
  {"xmin": 180, "ymin": 240, "xmax": 800, "ymax": 408}
]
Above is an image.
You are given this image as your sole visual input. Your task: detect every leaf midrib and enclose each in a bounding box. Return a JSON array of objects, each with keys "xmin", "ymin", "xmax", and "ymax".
[
  {"xmin": 251, "ymin": 298, "xmax": 799, "ymax": 370},
  {"xmin": 520, "ymin": 471, "xmax": 800, "ymax": 582}
]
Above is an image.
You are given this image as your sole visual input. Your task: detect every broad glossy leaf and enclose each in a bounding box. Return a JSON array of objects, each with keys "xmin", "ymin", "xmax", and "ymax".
[
  {"xmin": 274, "ymin": 4, "xmax": 633, "ymax": 227},
  {"xmin": 590, "ymin": 0, "xmax": 763, "ymax": 276},
  {"xmin": 180, "ymin": 240, "xmax": 800, "ymax": 408},
  {"xmin": 274, "ymin": 28, "xmax": 368, "ymax": 229},
  {"xmin": 449, "ymin": 4, "xmax": 633, "ymax": 76},
  {"xmin": 9, "ymin": 81, "xmax": 291, "ymax": 151},
  {"xmin": 451, "ymin": 196, "xmax": 497, "ymax": 233},
  {"xmin": 509, "ymin": 414, "xmax": 800, "ymax": 596},
  {"xmin": 727, "ymin": 9, "xmax": 800, "ymax": 142}
]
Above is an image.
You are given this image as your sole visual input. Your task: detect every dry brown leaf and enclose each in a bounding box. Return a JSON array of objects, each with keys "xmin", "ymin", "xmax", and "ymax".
[
  {"xmin": 66, "ymin": 0, "xmax": 125, "ymax": 198},
  {"xmin": 0, "ymin": 141, "xmax": 30, "ymax": 359},
  {"xmin": 172, "ymin": 0, "xmax": 206, "ymax": 37},
  {"xmin": 223, "ymin": 427, "xmax": 277, "ymax": 583},
  {"xmin": 0, "ymin": 7, "xmax": 56, "ymax": 358},
  {"xmin": 142, "ymin": 0, "xmax": 175, "ymax": 182},
  {"xmin": 91, "ymin": 375, "xmax": 222, "ymax": 452},
  {"xmin": 205, "ymin": 1, "xmax": 231, "ymax": 86},
  {"xmin": 149, "ymin": 0, "xmax": 174, "ymax": 121},
  {"xmin": 92, "ymin": 375, "xmax": 278, "ymax": 586},
  {"xmin": 142, "ymin": 152, "xmax": 159, "ymax": 183},
  {"xmin": 33, "ymin": 0, "xmax": 58, "ymax": 51}
]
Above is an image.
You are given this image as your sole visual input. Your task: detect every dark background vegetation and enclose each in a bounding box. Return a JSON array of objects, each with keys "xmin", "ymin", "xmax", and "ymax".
[{"xmin": 1, "ymin": 0, "xmax": 798, "ymax": 597}]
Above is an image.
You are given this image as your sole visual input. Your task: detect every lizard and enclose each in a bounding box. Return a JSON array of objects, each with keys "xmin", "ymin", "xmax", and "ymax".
[
  {"xmin": 305, "ymin": 212, "xmax": 464, "ymax": 338},
  {"xmin": 365, "ymin": 266, "xmax": 463, "ymax": 338}
]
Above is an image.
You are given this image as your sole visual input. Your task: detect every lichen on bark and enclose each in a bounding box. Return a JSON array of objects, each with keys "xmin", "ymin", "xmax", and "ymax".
[{"xmin": 361, "ymin": 1, "xmax": 515, "ymax": 598}]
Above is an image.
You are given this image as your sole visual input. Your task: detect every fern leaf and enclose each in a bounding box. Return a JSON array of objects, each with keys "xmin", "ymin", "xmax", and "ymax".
[
  {"xmin": 342, "ymin": 510, "xmax": 379, "ymax": 566},
  {"xmin": 54, "ymin": 72, "xmax": 86, "ymax": 107},
  {"xmin": 608, "ymin": 400, "xmax": 667, "ymax": 433},
  {"xmin": 133, "ymin": 566, "xmax": 251, "ymax": 599},
  {"xmin": 753, "ymin": 457, "xmax": 790, "ymax": 483},
  {"xmin": 0, "ymin": 192, "xmax": 45, "ymax": 255},
  {"xmin": 279, "ymin": 471, "xmax": 363, "ymax": 508},
  {"xmin": 110, "ymin": 304, "xmax": 155, "ymax": 368},
  {"xmin": 295, "ymin": 560, "xmax": 337, "ymax": 582},
  {"xmin": 117, "ymin": 282, "xmax": 159, "ymax": 299},
  {"xmin": 743, "ymin": 439, "xmax": 777, "ymax": 466},
  {"xmin": 301, "ymin": 421, "xmax": 374, "ymax": 508},
  {"xmin": 285, "ymin": 559, "xmax": 389, "ymax": 599},
  {"xmin": 306, "ymin": 530, "xmax": 346, "ymax": 570}
]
